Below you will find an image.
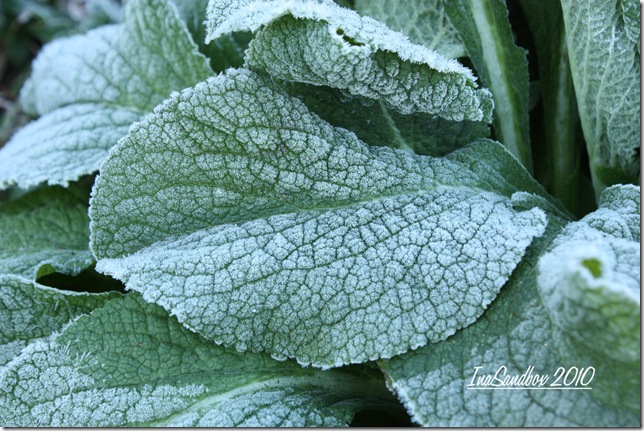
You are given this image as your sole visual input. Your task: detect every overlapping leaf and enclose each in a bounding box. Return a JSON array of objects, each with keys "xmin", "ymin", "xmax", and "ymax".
[
  {"xmin": 205, "ymin": 0, "xmax": 493, "ymax": 155},
  {"xmin": 0, "ymin": 275, "xmax": 119, "ymax": 369},
  {"xmin": 380, "ymin": 185, "xmax": 640, "ymax": 426},
  {"xmin": 560, "ymin": 0, "xmax": 640, "ymax": 195},
  {"xmin": 0, "ymin": 293, "xmax": 397, "ymax": 426},
  {"xmin": 0, "ymin": 186, "xmax": 93, "ymax": 279},
  {"xmin": 354, "ymin": 0, "xmax": 466, "ymax": 59},
  {"xmin": 90, "ymin": 68, "xmax": 547, "ymax": 368},
  {"xmin": 443, "ymin": 0, "xmax": 532, "ymax": 171},
  {"xmin": 0, "ymin": 0, "xmax": 211, "ymax": 189}
]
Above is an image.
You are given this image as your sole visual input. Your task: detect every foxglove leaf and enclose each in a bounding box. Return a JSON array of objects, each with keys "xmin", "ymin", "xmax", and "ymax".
[
  {"xmin": 0, "ymin": 274, "xmax": 119, "ymax": 369},
  {"xmin": 0, "ymin": 186, "xmax": 93, "ymax": 279},
  {"xmin": 90, "ymin": 68, "xmax": 547, "ymax": 368},
  {"xmin": 0, "ymin": 0, "xmax": 212, "ymax": 189},
  {"xmin": 205, "ymin": 0, "xmax": 493, "ymax": 155},
  {"xmin": 380, "ymin": 185, "xmax": 640, "ymax": 426},
  {"xmin": 0, "ymin": 293, "xmax": 397, "ymax": 426},
  {"xmin": 560, "ymin": 0, "xmax": 640, "ymax": 196},
  {"xmin": 354, "ymin": 0, "xmax": 466, "ymax": 59},
  {"xmin": 443, "ymin": 0, "xmax": 532, "ymax": 171}
]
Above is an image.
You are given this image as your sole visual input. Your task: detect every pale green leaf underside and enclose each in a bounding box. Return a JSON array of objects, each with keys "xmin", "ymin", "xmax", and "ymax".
[
  {"xmin": 0, "ymin": 274, "xmax": 119, "ymax": 369},
  {"xmin": 206, "ymin": 0, "xmax": 492, "ymax": 122},
  {"xmin": 537, "ymin": 184, "xmax": 640, "ymax": 410},
  {"xmin": 0, "ymin": 294, "xmax": 395, "ymax": 426},
  {"xmin": 90, "ymin": 68, "xmax": 546, "ymax": 367},
  {"xmin": 443, "ymin": 0, "xmax": 532, "ymax": 171},
  {"xmin": 380, "ymin": 187, "xmax": 640, "ymax": 426},
  {"xmin": 354, "ymin": 0, "xmax": 466, "ymax": 59},
  {"xmin": 561, "ymin": 0, "xmax": 640, "ymax": 194},
  {"xmin": 0, "ymin": 0, "xmax": 211, "ymax": 189},
  {"xmin": 0, "ymin": 186, "xmax": 93, "ymax": 279}
]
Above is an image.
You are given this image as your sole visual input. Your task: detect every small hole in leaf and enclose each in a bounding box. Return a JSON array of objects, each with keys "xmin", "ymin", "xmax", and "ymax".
[
  {"xmin": 335, "ymin": 27, "xmax": 365, "ymax": 46},
  {"xmin": 582, "ymin": 258, "xmax": 602, "ymax": 278}
]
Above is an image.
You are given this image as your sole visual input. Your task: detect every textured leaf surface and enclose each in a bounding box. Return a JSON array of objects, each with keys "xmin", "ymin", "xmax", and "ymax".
[
  {"xmin": 0, "ymin": 186, "xmax": 93, "ymax": 279},
  {"xmin": 354, "ymin": 0, "xmax": 466, "ymax": 59},
  {"xmin": 90, "ymin": 68, "xmax": 547, "ymax": 367},
  {"xmin": 380, "ymin": 185, "xmax": 640, "ymax": 426},
  {"xmin": 537, "ymin": 184, "xmax": 640, "ymax": 410},
  {"xmin": 444, "ymin": 0, "xmax": 532, "ymax": 171},
  {"xmin": 0, "ymin": 293, "xmax": 396, "ymax": 426},
  {"xmin": 205, "ymin": 0, "xmax": 493, "ymax": 155},
  {"xmin": 276, "ymin": 81, "xmax": 490, "ymax": 156},
  {"xmin": 0, "ymin": 0, "xmax": 212, "ymax": 189},
  {"xmin": 0, "ymin": 275, "xmax": 118, "ymax": 369},
  {"xmin": 560, "ymin": 0, "xmax": 640, "ymax": 195}
]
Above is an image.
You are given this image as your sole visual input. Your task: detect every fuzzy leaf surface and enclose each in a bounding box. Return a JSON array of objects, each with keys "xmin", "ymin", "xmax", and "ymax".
[
  {"xmin": 0, "ymin": 186, "xmax": 93, "ymax": 279},
  {"xmin": 354, "ymin": 0, "xmax": 466, "ymax": 58},
  {"xmin": 380, "ymin": 185, "xmax": 640, "ymax": 426},
  {"xmin": 0, "ymin": 0, "xmax": 211, "ymax": 189},
  {"xmin": 0, "ymin": 294, "xmax": 396, "ymax": 426},
  {"xmin": 90, "ymin": 68, "xmax": 547, "ymax": 368},
  {"xmin": 205, "ymin": 0, "xmax": 493, "ymax": 155},
  {"xmin": 560, "ymin": 0, "xmax": 640, "ymax": 195},
  {"xmin": 0, "ymin": 275, "xmax": 118, "ymax": 369}
]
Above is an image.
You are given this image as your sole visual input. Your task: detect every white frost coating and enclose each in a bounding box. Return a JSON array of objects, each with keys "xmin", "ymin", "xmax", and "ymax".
[
  {"xmin": 205, "ymin": 0, "xmax": 492, "ymax": 122},
  {"xmin": 537, "ymin": 184, "xmax": 640, "ymax": 362},
  {"xmin": 206, "ymin": 0, "xmax": 469, "ymax": 76},
  {"xmin": 0, "ymin": 104, "xmax": 139, "ymax": 188},
  {"xmin": 90, "ymin": 68, "xmax": 546, "ymax": 367},
  {"xmin": 0, "ymin": 0, "xmax": 211, "ymax": 190},
  {"xmin": 0, "ymin": 294, "xmax": 391, "ymax": 426}
]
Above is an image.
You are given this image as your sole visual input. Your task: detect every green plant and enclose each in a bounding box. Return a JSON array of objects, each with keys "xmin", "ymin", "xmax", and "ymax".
[{"xmin": 0, "ymin": 0, "xmax": 639, "ymax": 426}]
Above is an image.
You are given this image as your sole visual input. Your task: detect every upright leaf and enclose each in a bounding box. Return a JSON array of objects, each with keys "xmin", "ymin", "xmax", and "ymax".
[
  {"xmin": 0, "ymin": 274, "xmax": 119, "ymax": 368},
  {"xmin": 443, "ymin": 0, "xmax": 532, "ymax": 171},
  {"xmin": 380, "ymin": 185, "xmax": 640, "ymax": 426},
  {"xmin": 90, "ymin": 68, "xmax": 547, "ymax": 368},
  {"xmin": 521, "ymin": 0, "xmax": 585, "ymax": 215},
  {"xmin": 0, "ymin": 0, "xmax": 212, "ymax": 189},
  {"xmin": 0, "ymin": 293, "xmax": 397, "ymax": 426},
  {"xmin": 0, "ymin": 186, "xmax": 93, "ymax": 279},
  {"xmin": 354, "ymin": 0, "xmax": 466, "ymax": 59},
  {"xmin": 205, "ymin": 0, "xmax": 493, "ymax": 155},
  {"xmin": 560, "ymin": 0, "xmax": 640, "ymax": 197}
]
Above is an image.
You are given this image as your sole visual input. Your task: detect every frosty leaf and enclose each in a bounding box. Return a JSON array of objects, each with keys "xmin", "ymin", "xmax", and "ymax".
[
  {"xmin": 560, "ymin": 0, "xmax": 640, "ymax": 196},
  {"xmin": 0, "ymin": 186, "xmax": 93, "ymax": 279},
  {"xmin": 354, "ymin": 0, "xmax": 466, "ymax": 59},
  {"xmin": 276, "ymin": 81, "xmax": 490, "ymax": 156},
  {"xmin": 380, "ymin": 185, "xmax": 640, "ymax": 426},
  {"xmin": 90, "ymin": 68, "xmax": 547, "ymax": 367},
  {"xmin": 537, "ymin": 184, "xmax": 640, "ymax": 410},
  {"xmin": 443, "ymin": 0, "xmax": 532, "ymax": 171},
  {"xmin": 205, "ymin": 0, "xmax": 493, "ymax": 154},
  {"xmin": 0, "ymin": 293, "xmax": 397, "ymax": 426},
  {"xmin": 170, "ymin": 0, "xmax": 249, "ymax": 72},
  {"xmin": 0, "ymin": 0, "xmax": 212, "ymax": 189},
  {"xmin": 0, "ymin": 274, "xmax": 119, "ymax": 369}
]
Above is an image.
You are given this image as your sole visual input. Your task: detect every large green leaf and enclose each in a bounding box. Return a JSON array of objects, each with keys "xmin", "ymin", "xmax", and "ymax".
[
  {"xmin": 205, "ymin": 0, "xmax": 493, "ymax": 155},
  {"xmin": 89, "ymin": 68, "xmax": 547, "ymax": 368},
  {"xmin": 560, "ymin": 0, "xmax": 640, "ymax": 196},
  {"xmin": 443, "ymin": 0, "xmax": 532, "ymax": 171},
  {"xmin": 0, "ymin": 186, "xmax": 93, "ymax": 279},
  {"xmin": 0, "ymin": 293, "xmax": 398, "ymax": 426},
  {"xmin": 354, "ymin": 0, "xmax": 466, "ymax": 59},
  {"xmin": 0, "ymin": 274, "xmax": 119, "ymax": 369},
  {"xmin": 0, "ymin": 0, "xmax": 212, "ymax": 189},
  {"xmin": 380, "ymin": 185, "xmax": 640, "ymax": 426}
]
